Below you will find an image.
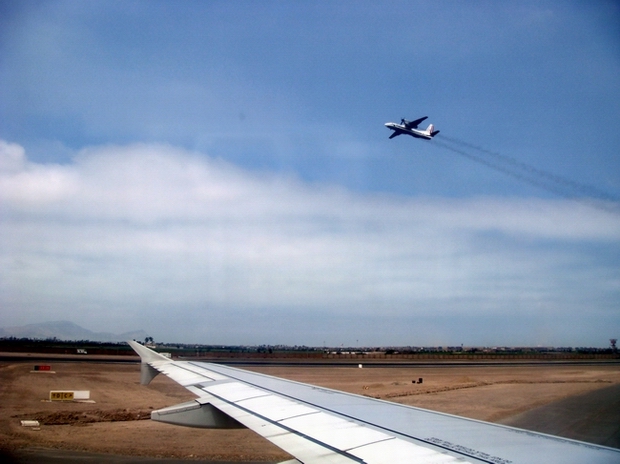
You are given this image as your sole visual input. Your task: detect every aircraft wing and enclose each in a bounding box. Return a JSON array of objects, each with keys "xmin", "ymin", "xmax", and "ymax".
[
  {"xmin": 128, "ymin": 341, "xmax": 619, "ymax": 464},
  {"xmin": 388, "ymin": 130, "xmax": 402, "ymax": 139},
  {"xmin": 407, "ymin": 116, "xmax": 428, "ymax": 129}
]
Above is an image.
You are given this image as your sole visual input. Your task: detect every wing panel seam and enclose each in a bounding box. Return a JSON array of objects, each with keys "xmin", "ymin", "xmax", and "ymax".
[
  {"xmin": 346, "ymin": 436, "xmax": 395, "ymax": 452},
  {"xmin": 207, "ymin": 388, "xmax": 365, "ymax": 463},
  {"xmin": 275, "ymin": 410, "xmax": 321, "ymax": 423}
]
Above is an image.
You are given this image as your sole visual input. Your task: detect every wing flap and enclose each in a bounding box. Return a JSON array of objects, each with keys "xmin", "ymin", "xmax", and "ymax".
[
  {"xmin": 143, "ymin": 357, "xmax": 230, "ymax": 387},
  {"xmin": 210, "ymin": 394, "xmax": 465, "ymax": 463},
  {"xmin": 207, "ymin": 380, "xmax": 271, "ymax": 402},
  {"xmin": 200, "ymin": 380, "xmax": 467, "ymax": 463},
  {"xmin": 354, "ymin": 439, "xmax": 460, "ymax": 464},
  {"xmin": 208, "ymin": 395, "xmax": 363, "ymax": 464},
  {"xmin": 234, "ymin": 394, "xmax": 318, "ymax": 422},
  {"xmin": 154, "ymin": 362, "xmax": 219, "ymax": 387},
  {"xmin": 166, "ymin": 360, "xmax": 230, "ymax": 381},
  {"xmin": 281, "ymin": 413, "xmax": 391, "ymax": 451}
]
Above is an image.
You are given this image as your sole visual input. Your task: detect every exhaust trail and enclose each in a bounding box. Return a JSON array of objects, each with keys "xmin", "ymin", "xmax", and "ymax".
[
  {"xmin": 433, "ymin": 135, "xmax": 619, "ymax": 214},
  {"xmin": 440, "ymin": 135, "xmax": 617, "ymax": 202}
]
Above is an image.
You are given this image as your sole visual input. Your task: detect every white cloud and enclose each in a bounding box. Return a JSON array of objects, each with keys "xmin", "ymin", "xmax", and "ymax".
[
  {"xmin": 0, "ymin": 140, "xmax": 26, "ymax": 172},
  {"xmin": 1, "ymin": 141, "xmax": 618, "ymax": 345}
]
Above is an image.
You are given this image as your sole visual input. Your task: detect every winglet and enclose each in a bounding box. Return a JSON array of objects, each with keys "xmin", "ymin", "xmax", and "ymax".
[
  {"xmin": 128, "ymin": 340, "xmax": 170, "ymax": 363},
  {"xmin": 128, "ymin": 340, "xmax": 170, "ymax": 385}
]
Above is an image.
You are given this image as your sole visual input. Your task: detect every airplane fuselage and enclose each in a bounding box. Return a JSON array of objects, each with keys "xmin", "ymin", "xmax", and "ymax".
[{"xmin": 384, "ymin": 122, "xmax": 433, "ymax": 140}]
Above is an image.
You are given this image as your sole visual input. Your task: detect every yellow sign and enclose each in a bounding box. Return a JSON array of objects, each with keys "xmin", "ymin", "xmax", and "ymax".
[{"xmin": 50, "ymin": 391, "xmax": 74, "ymax": 401}]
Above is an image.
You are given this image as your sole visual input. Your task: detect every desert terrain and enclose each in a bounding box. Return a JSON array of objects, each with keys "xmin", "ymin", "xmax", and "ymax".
[{"xmin": 1, "ymin": 357, "xmax": 619, "ymax": 462}]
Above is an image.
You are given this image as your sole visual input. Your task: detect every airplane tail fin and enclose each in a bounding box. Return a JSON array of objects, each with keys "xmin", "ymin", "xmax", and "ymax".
[{"xmin": 426, "ymin": 124, "xmax": 440, "ymax": 137}]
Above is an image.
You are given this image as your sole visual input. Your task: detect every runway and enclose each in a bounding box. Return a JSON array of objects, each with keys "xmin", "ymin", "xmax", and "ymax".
[
  {"xmin": 499, "ymin": 382, "xmax": 620, "ymax": 449},
  {"xmin": 1, "ymin": 352, "xmax": 618, "ymax": 368}
]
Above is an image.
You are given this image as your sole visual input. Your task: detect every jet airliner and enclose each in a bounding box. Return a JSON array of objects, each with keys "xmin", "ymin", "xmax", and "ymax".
[{"xmin": 385, "ymin": 117, "xmax": 440, "ymax": 140}]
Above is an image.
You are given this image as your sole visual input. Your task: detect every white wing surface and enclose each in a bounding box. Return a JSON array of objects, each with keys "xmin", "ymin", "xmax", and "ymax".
[{"xmin": 128, "ymin": 341, "xmax": 619, "ymax": 464}]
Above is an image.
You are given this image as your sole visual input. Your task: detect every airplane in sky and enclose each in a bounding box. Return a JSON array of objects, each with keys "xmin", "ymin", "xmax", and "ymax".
[
  {"xmin": 129, "ymin": 340, "xmax": 619, "ymax": 463},
  {"xmin": 385, "ymin": 117, "xmax": 440, "ymax": 140}
]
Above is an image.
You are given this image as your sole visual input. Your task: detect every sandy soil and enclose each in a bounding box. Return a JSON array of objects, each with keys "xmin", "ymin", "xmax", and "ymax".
[{"xmin": 1, "ymin": 360, "xmax": 619, "ymax": 461}]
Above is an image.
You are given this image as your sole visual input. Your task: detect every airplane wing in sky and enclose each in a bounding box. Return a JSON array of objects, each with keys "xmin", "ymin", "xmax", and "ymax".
[
  {"xmin": 128, "ymin": 341, "xmax": 619, "ymax": 464},
  {"xmin": 407, "ymin": 116, "xmax": 428, "ymax": 128}
]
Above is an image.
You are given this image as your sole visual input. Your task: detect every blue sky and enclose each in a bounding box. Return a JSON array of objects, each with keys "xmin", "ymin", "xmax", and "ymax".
[{"xmin": 1, "ymin": 1, "xmax": 619, "ymax": 346}]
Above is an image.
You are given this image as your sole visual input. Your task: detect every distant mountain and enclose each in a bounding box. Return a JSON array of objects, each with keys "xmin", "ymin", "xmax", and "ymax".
[{"xmin": 0, "ymin": 320, "xmax": 149, "ymax": 343}]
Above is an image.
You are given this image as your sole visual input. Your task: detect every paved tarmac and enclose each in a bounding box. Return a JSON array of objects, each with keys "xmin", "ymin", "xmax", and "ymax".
[
  {"xmin": 2, "ymin": 352, "xmax": 619, "ymax": 368},
  {"xmin": 499, "ymin": 382, "xmax": 620, "ymax": 449}
]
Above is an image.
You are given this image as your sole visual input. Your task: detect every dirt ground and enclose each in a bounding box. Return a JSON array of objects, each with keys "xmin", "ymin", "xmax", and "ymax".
[{"xmin": 1, "ymin": 358, "xmax": 619, "ymax": 461}]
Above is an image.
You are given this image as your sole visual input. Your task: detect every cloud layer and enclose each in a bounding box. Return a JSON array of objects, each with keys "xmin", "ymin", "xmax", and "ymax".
[{"xmin": 1, "ymin": 140, "xmax": 619, "ymax": 346}]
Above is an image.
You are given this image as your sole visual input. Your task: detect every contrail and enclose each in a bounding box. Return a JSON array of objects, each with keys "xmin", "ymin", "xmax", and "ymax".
[
  {"xmin": 439, "ymin": 135, "xmax": 618, "ymax": 202},
  {"xmin": 432, "ymin": 135, "xmax": 619, "ymax": 214}
]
